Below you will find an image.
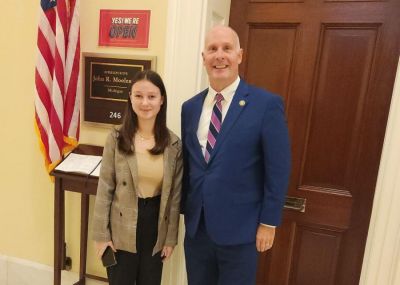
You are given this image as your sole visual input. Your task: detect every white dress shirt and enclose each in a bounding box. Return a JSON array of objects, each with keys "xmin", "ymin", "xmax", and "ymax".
[{"xmin": 197, "ymin": 77, "xmax": 240, "ymax": 155}]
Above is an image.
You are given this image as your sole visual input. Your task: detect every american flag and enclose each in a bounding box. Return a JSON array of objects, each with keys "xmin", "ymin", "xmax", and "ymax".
[{"xmin": 34, "ymin": 0, "xmax": 81, "ymax": 172}]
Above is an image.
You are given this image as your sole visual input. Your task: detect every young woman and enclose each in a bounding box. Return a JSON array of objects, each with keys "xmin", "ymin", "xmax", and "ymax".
[{"xmin": 92, "ymin": 70, "xmax": 182, "ymax": 285}]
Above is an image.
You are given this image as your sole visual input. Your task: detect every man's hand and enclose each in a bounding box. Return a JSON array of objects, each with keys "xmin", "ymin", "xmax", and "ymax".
[{"xmin": 256, "ymin": 225, "xmax": 275, "ymax": 252}]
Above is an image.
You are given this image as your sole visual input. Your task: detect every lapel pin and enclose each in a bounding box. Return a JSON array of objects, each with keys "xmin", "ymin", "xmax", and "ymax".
[{"xmin": 239, "ymin": 100, "xmax": 246, "ymax": 107}]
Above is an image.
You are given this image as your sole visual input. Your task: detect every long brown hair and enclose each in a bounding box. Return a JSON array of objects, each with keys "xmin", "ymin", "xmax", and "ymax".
[{"xmin": 117, "ymin": 70, "xmax": 169, "ymax": 155}]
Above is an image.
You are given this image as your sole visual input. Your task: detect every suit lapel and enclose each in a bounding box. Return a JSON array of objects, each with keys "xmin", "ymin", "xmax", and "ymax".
[
  {"xmin": 126, "ymin": 152, "xmax": 139, "ymax": 194},
  {"xmin": 208, "ymin": 80, "xmax": 249, "ymax": 164},
  {"xmin": 188, "ymin": 90, "xmax": 208, "ymax": 167},
  {"xmin": 159, "ymin": 142, "xmax": 178, "ymax": 220}
]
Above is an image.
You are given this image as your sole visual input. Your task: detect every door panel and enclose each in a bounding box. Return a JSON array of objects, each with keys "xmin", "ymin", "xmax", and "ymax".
[
  {"xmin": 246, "ymin": 24, "xmax": 298, "ymax": 103},
  {"xmin": 290, "ymin": 225, "xmax": 342, "ymax": 285},
  {"xmin": 230, "ymin": 0, "xmax": 400, "ymax": 284},
  {"xmin": 303, "ymin": 25, "xmax": 379, "ymax": 189}
]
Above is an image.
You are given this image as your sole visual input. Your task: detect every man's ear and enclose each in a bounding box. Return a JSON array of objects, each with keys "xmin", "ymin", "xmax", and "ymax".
[{"xmin": 238, "ymin": 48, "xmax": 243, "ymax": 65}]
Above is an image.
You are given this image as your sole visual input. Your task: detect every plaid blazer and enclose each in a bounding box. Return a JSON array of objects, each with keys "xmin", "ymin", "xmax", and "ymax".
[{"xmin": 92, "ymin": 128, "xmax": 183, "ymax": 255}]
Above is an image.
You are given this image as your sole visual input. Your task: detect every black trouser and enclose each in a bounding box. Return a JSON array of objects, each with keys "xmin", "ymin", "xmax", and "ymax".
[{"xmin": 107, "ymin": 195, "xmax": 163, "ymax": 285}]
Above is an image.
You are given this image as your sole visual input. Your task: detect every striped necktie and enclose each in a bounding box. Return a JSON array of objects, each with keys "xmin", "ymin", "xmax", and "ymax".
[{"xmin": 205, "ymin": 93, "xmax": 224, "ymax": 163}]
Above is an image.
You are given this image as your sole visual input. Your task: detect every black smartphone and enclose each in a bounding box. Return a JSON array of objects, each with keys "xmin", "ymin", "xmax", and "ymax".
[{"xmin": 101, "ymin": 246, "xmax": 117, "ymax": 267}]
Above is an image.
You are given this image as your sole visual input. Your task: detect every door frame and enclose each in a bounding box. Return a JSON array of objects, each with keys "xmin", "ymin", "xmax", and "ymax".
[
  {"xmin": 161, "ymin": 0, "xmax": 232, "ymax": 284},
  {"xmin": 360, "ymin": 57, "xmax": 400, "ymax": 285},
  {"xmin": 162, "ymin": 0, "xmax": 400, "ymax": 283}
]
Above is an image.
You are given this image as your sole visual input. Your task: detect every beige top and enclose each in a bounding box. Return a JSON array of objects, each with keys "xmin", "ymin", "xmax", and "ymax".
[{"xmin": 136, "ymin": 150, "xmax": 164, "ymax": 198}]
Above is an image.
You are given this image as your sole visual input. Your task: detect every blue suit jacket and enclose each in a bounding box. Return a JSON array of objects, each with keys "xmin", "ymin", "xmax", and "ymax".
[{"xmin": 181, "ymin": 79, "xmax": 291, "ymax": 245}]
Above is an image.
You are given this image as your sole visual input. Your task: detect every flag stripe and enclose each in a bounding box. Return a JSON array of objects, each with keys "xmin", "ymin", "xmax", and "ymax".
[
  {"xmin": 65, "ymin": 0, "xmax": 79, "ymax": 79},
  {"xmin": 64, "ymin": 0, "xmax": 80, "ymax": 140},
  {"xmin": 36, "ymin": 50, "xmax": 53, "ymax": 88},
  {"xmin": 37, "ymin": 30, "xmax": 55, "ymax": 69},
  {"xmin": 35, "ymin": 70, "xmax": 52, "ymax": 114},
  {"xmin": 49, "ymin": 105, "xmax": 64, "ymax": 150},
  {"xmin": 64, "ymin": 37, "xmax": 80, "ymax": 133},
  {"xmin": 34, "ymin": 89, "xmax": 51, "ymax": 132},
  {"xmin": 40, "ymin": 6, "xmax": 56, "ymax": 36},
  {"xmin": 35, "ymin": 114, "xmax": 51, "ymax": 163}
]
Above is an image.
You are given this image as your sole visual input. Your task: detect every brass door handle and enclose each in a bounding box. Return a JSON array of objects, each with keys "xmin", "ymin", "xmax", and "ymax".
[{"xmin": 284, "ymin": 196, "xmax": 306, "ymax": 213}]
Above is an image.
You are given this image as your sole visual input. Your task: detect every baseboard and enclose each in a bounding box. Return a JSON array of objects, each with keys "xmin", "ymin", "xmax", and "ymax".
[
  {"xmin": 0, "ymin": 254, "xmax": 105, "ymax": 285},
  {"xmin": 0, "ymin": 251, "xmax": 187, "ymax": 285}
]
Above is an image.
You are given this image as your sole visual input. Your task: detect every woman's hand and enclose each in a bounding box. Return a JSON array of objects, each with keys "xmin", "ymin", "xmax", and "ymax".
[
  {"xmin": 95, "ymin": 241, "xmax": 116, "ymax": 258},
  {"xmin": 161, "ymin": 246, "xmax": 174, "ymax": 262}
]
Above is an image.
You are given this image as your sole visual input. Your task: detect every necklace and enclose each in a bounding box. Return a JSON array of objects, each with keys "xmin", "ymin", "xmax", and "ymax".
[{"xmin": 136, "ymin": 132, "xmax": 154, "ymax": 141}]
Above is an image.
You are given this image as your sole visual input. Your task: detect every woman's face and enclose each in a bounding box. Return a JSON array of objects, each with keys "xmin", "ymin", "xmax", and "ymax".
[{"xmin": 130, "ymin": 79, "xmax": 164, "ymax": 122}]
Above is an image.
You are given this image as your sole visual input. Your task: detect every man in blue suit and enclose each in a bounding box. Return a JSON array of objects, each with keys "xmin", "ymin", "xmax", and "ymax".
[{"xmin": 181, "ymin": 25, "xmax": 291, "ymax": 285}]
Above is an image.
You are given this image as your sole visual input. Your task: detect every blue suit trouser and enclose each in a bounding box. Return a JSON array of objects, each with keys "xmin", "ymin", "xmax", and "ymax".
[{"xmin": 184, "ymin": 210, "xmax": 258, "ymax": 285}]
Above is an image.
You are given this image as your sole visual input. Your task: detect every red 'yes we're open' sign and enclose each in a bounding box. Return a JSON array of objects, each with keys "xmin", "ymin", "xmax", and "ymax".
[{"xmin": 99, "ymin": 10, "xmax": 151, "ymax": 48}]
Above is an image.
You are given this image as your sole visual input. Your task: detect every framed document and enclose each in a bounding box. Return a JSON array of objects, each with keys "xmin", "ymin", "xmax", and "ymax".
[{"xmin": 83, "ymin": 53, "xmax": 156, "ymax": 125}]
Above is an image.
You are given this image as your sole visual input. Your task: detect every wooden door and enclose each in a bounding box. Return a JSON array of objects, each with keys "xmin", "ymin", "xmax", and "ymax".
[{"xmin": 230, "ymin": 1, "xmax": 400, "ymax": 284}]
